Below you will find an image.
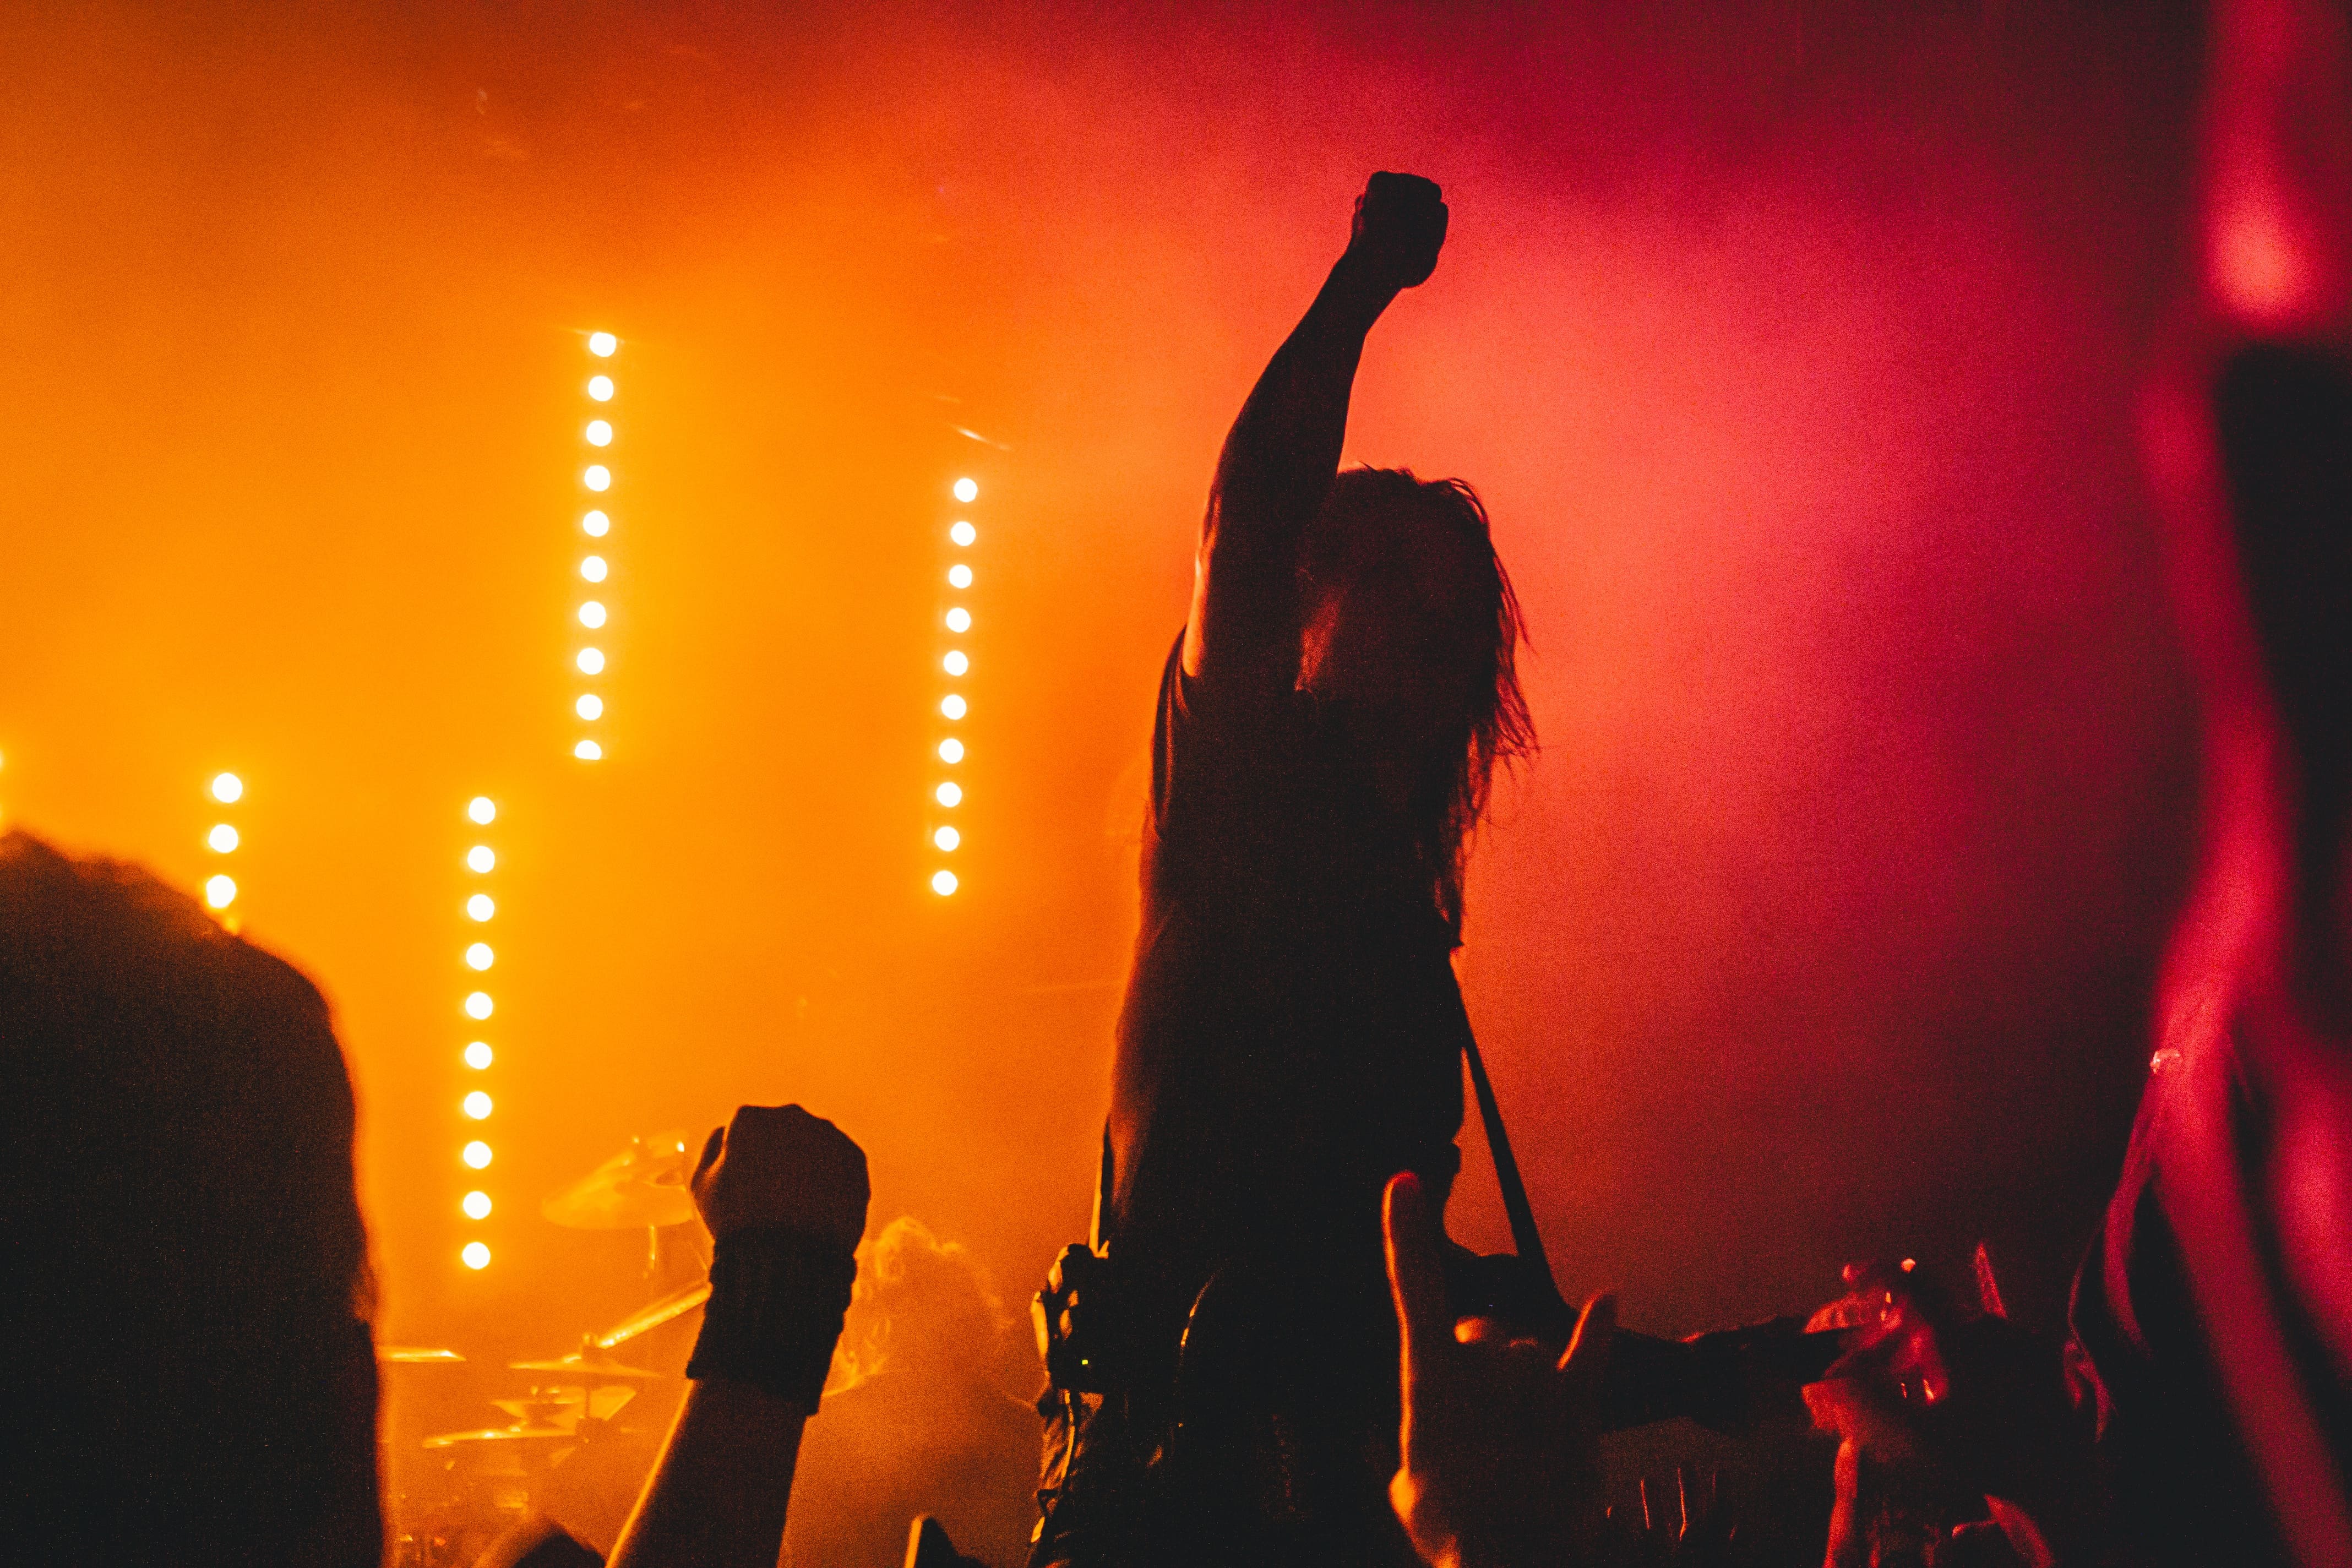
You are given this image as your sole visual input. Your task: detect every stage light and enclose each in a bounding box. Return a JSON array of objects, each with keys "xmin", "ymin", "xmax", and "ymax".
[
  {"xmin": 576, "ymin": 647, "xmax": 605, "ymax": 674},
  {"xmin": 207, "ymin": 823, "xmax": 238, "ymax": 853},
  {"xmin": 463, "ymin": 1140, "xmax": 492, "ymax": 1169},
  {"xmin": 576, "ymin": 694, "xmax": 603, "ymax": 721},
  {"xmin": 941, "ymin": 694, "xmax": 966, "ymax": 720},
  {"xmin": 935, "ymin": 826, "xmax": 960, "ymax": 851},
  {"xmin": 950, "ymin": 521, "xmax": 976, "ymax": 547},
  {"xmin": 935, "ymin": 781, "xmax": 962, "ymax": 807},
  {"xmin": 578, "ymin": 601, "xmax": 607, "ymax": 629},
  {"xmin": 583, "ymin": 510, "xmax": 611, "ymax": 537},
  {"xmin": 468, "ymin": 796, "xmax": 497, "ymax": 825},
  {"xmin": 462, "ymin": 1242, "xmax": 492, "ymax": 1270},
  {"xmin": 467, "ymin": 845, "xmax": 496, "ymax": 873},
  {"xmin": 574, "ymin": 739, "xmax": 602, "ymax": 761},
  {"xmin": 948, "ymin": 563, "xmax": 973, "ymax": 589},
  {"xmin": 204, "ymin": 874, "xmax": 236, "ymax": 910},
  {"xmin": 210, "ymin": 772, "xmax": 243, "ymax": 803},
  {"xmin": 464, "ymin": 1042, "xmax": 493, "ymax": 1069},
  {"xmin": 465, "ymin": 942, "xmax": 494, "ymax": 971},
  {"xmin": 588, "ymin": 374, "xmax": 614, "ymax": 401},
  {"xmin": 585, "ymin": 419, "xmax": 613, "ymax": 447},
  {"xmin": 932, "ymin": 869, "xmax": 959, "ymax": 895},
  {"xmin": 463, "ymin": 1090, "xmax": 493, "ymax": 1120},
  {"xmin": 953, "ymin": 477, "xmax": 978, "ymax": 503},
  {"xmin": 939, "ymin": 738, "xmax": 965, "ymax": 764},
  {"xmin": 462, "ymin": 1190, "xmax": 493, "ymax": 1219},
  {"xmin": 589, "ymin": 331, "xmax": 618, "ymax": 357},
  {"xmin": 943, "ymin": 650, "xmax": 968, "ymax": 676},
  {"xmin": 584, "ymin": 465, "xmax": 611, "ymax": 492},
  {"xmin": 465, "ymin": 991, "xmax": 493, "ymax": 1020},
  {"xmin": 467, "ymin": 894, "xmax": 495, "ymax": 921},
  {"xmin": 945, "ymin": 607, "xmax": 971, "ymax": 633},
  {"xmin": 581, "ymin": 556, "xmax": 607, "ymax": 582}
]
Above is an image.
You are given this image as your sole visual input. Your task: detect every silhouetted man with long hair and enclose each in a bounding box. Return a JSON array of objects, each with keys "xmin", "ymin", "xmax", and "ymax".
[{"xmin": 1033, "ymin": 172, "xmax": 1531, "ymax": 1568}]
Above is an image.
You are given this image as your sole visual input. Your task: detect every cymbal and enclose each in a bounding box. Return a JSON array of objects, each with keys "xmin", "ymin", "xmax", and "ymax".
[
  {"xmin": 510, "ymin": 1354, "xmax": 665, "ymax": 1380},
  {"xmin": 422, "ymin": 1425, "xmax": 577, "ymax": 1450},
  {"xmin": 541, "ymin": 1131, "xmax": 699, "ymax": 1231},
  {"xmin": 377, "ymin": 1345, "xmax": 465, "ymax": 1364}
]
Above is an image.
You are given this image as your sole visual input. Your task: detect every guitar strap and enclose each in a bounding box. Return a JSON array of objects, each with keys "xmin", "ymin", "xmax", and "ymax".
[
  {"xmin": 1084, "ymin": 1036, "xmax": 1555, "ymax": 1295},
  {"xmin": 1461, "ymin": 1031, "xmax": 1560, "ymax": 1300}
]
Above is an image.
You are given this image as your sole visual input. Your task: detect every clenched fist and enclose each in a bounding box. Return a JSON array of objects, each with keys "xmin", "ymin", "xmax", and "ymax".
[
  {"xmin": 1347, "ymin": 172, "xmax": 1449, "ymax": 293},
  {"xmin": 691, "ymin": 1104, "xmax": 869, "ymax": 1250}
]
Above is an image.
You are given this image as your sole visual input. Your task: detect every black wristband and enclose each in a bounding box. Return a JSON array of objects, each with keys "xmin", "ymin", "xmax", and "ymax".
[{"xmin": 686, "ymin": 1226, "xmax": 858, "ymax": 1408}]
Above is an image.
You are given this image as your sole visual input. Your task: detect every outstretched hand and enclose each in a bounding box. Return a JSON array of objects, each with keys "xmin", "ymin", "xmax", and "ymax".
[
  {"xmin": 1347, "ymin": 172, "xmax": 1449, "ymax": 293},
  {"xmin": 691, "ymin": 1103, "xmax": 869, "ymax": 1249},
  {"xmin": 1385, "ymin": 1172, "xmax": 1615, "ymax": 1568}
]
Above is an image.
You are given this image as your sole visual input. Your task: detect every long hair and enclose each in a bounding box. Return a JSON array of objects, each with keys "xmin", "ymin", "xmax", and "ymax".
[{"xmin": 1304, "ymin": 469, "xmax": 1536, "ymax": 930}]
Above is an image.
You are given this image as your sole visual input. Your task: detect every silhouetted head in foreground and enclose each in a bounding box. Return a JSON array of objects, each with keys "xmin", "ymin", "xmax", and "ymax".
[
  {"xmin": 0, "ymin": 831, "xmax": 380, "ymax": 1567},
  {"xmin": 1299, "ymin": 467, "xmax": 1533, "ymax": 925}
]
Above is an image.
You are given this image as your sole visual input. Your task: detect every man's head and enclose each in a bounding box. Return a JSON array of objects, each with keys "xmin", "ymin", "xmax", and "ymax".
[
  {"xmin": 1298, "ymin": 467, "xmax": 1533, "ymax": 923},
  {"xmin": 0, "ymin": 831, "xmax": 381, "ymax": 1566}
]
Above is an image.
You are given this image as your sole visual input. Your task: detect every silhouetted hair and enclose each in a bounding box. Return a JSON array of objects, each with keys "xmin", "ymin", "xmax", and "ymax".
[
  {"xmin": 0, "ymin": 831, "xmax": 381, "ymax": 1567},
  {"xmin": 1304, "ymin": 468, "xmax": 1535, "ymax": 930}
]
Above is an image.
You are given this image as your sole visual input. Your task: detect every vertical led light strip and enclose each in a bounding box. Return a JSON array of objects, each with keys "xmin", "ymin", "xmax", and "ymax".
[
  {"xmin": 458, "ymin": 796, "xmax": 499, "ymax": 1271},
  {"xmin": 574, "ymin": 331, "xmax": 618, "ymax": 762},
  {"xmin": 930, "ymin": 476, "xmax": 979, "ymax": 896},
  {"xmin": 204, "ymin": 771, "xmax": 244, "ymax": 929}
]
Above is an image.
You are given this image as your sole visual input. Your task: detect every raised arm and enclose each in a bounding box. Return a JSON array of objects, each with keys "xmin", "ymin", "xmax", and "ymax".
[
  {"xmin": 1183, "ymin": 172, "xmax": 1448, "ymax": 696},
  {"xmin": 606, "ymin": 1105, "xmax": 870, "ymax": 1568}
]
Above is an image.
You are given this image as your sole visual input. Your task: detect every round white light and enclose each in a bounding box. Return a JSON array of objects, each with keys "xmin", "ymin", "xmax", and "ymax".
[
  {"xmin": 207, "ymin": 823, "xmax": 239, "ymax": 853},
  {"xmin": 204, "ymin": 874, "xmax": 237, "ymax": 910},
  {"xmin": 467, "ymin": 796, "xmax": 497, "ymax": 825},
  {"xmin": 943, "ymin": 650, "xmax": 968, "ymax": 677},
  {"xmin": 950, "ymin": 521, "xmax": 976, "ymax": 547},
  {"xmin": 578, "ymin": 601, "xmax": 607, "ymax": 628},
  {"xmin": 466, "ymin": 845, "xmax": 495, "ymax": 873},
  {"xmin": 463, "ymin": 1090, "xmax": 493, "ymax": 1120},
  {"xmin": 932, "ymin": 869, "xmax": 959, "ymax": 895},
  {"xmin": 461, "ymin": 1241, "xmax": 492, "ymax": 1270},
  {"xmin": 588, "ymin": 331, "xmax": 618, "ymax": 357},
  {"xmin": 935, "ymin": 781, "xmax": 962, "ymax": 807},
  {"xmin": 584, "ymin": 465, "xmax": 611, "ymax": 492},
  {"xmin": 210, "ymin": 771, "xmax": 243, "ymax": 804},
  {"xmin": 464, "ymin": 1041, "xmax": 493, "ymax": 1069},
  {"xmin": 952, "ymin": 477, "xmax": 978, "ymax": 503},
  {"xmin": 576, "ymin": 647, "xmax": 606, "ymax": 675},
  {"xmin": 464, "ymin": 991, "xmax": 493, "ymax": 1020},
  {"xmin": 465, "ymin": 942, "xmax": 494, "ymax": 972},
  {"xmin": 945, "ymin": 607, "xmax": 972, "ymax": 633},
  {"xmin": 948, "ymin": 564, "xmax": 973, "ymax": 589},
  {"xmin": 585, "ymin": 419, "xmax": 613, "ymax": 447},
  {"xmin": 467, "ymin": 894, "xmax": 494, "ymax": 921},
  {"xmin": 588, "ymin": 374, "xmax": 614, "ymax": 401},
  {"xmin": 462, "ymin": 1140, "xmax": 493, "ymax": 1169},
  {"xmin": 462, "ymin": 1190, "xmax": 493, "ymax": 1219},
  {"xmin": 580, "ymin": 556, "xmax": 607, "ymax": 582},
  {"xmin": 574, "ymin": 739, "xmax": 603, "ymax": 761},
  {"xmin": 582, "ymin": 510, "xmax": 611, "ymax": 537},
  {"xmin": 576, "ymin": 694, "xmax": 604, "ymax": 721},
  {"xmin": 941, "ymin": 694, "xmax": 966, "ymax": 720},
  {"xmin": 934, "ymin": 826, "xmax": 960, "ymax": 851},
  {"xmin": 939, "ymin": 738, "xmax": 965, "ymax": 764}
]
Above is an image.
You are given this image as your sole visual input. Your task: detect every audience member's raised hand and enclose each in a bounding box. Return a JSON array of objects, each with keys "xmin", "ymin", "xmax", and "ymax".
[
  {"xmin": 691, "ymin": 1103, "xmax": 870, "ymax": 1248},
  {"xmin": 1344, "ymin": 171, "xmax": 1449, "ymax": 293},
  {"xmin": 1804, "ymin": 1256, "xmax": 2099, "ymax": 1567},
  {"xmin": 1384, "ymin": 1170, "xmax": 1615, "ymax": 1568}
]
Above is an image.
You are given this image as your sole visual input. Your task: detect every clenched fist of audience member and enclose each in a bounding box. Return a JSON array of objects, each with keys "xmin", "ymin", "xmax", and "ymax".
[{"xmin": 692, "ymin": 1103, "xmax": 870, "ymax": 1250}]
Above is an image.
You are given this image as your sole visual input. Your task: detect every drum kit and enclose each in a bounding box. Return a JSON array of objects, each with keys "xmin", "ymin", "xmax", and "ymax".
[{"xmin": 383, "ymin": 1133, "xmax": 718, "ymax": 1566}]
